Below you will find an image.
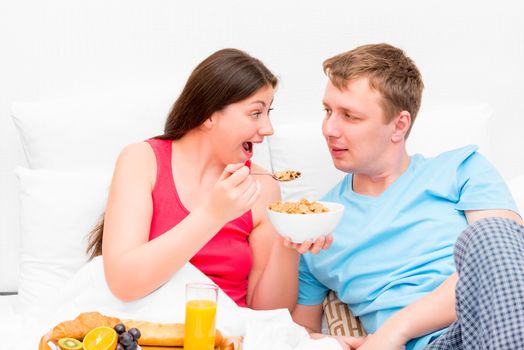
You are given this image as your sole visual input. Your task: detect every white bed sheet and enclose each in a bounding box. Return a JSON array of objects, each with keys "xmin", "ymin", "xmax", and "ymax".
[
  {"xmin": 0, "ymin": 294, "xmax": 16, "ymax": 317},
  {"xmin": 0, "ymin": 258, "xmax": 340, "ymax": 350},
  {"xmin": 0, "ymin": 294, "xmax": 49, "ymax": 350}
]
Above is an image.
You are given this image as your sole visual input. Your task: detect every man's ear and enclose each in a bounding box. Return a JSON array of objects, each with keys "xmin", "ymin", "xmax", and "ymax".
[{"xmin": 392, "ymin": 111, "xmax": 411, "ymax": 143}]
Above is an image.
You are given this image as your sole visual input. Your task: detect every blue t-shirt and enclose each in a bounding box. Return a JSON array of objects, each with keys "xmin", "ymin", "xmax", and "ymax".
[{"xmin": 298, "ymin": 145, "xmax": 518, "ymax": 350}]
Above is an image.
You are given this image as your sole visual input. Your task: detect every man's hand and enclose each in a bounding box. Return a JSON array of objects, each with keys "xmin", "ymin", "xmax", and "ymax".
[
  {"xmin": 310, "ymin": 333, "xmax": 367, "ymax": 349},
  {"xmin": 355, "ymin": 331, "xmax": 406, "ymax": 350},
  {"xmin": 283, "ymin": 233, "xmax": 334, "ymax": 254},
  {"xmin": 335, "ymin": 335, "xmax": 368, "ymax": 349}
]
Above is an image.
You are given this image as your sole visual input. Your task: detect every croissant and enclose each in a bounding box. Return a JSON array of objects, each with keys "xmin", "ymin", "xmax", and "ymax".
[{"xmin": 51, "ymin": 311, "xmax": 121, "ymax": 341}]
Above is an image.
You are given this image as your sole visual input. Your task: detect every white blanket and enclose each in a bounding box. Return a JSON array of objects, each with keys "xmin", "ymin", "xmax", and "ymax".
[{"xmin": 0, "ymin": 257, "xmax": 340, "ymax": 350}]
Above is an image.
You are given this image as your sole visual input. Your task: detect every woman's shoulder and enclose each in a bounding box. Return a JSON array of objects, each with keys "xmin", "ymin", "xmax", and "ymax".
[
  {"xmin": 113, "ymin": 142, "xmax": 157, "ymax": 186},
  {"xmin": 117, "ymin": 141, "xmax": 156, "ymax": 164},
  {"xmin": 250, "ymin": 161, "xmax": 269, "ymax": 173},
  {"xmin": 250, "ymin": 162, "xmax": 279, "ymax": 194},
  {"xmin": 250, "ymin": 161, "xmax": 280, "ymax": 220}
]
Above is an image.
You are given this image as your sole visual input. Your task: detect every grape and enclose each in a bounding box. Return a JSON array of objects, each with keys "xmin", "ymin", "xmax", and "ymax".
[
  {"xmin": 115, "ymin": 344, "xmax": 125, "ymax": 350},
  {"xmin": 114, "ymin": 323, "xmax": 126, "ymax": 334},
  {"xmin": 125, "ymin": 342, "xmax": 138, "ymax": 350},
  {"xmin": 118, "ymin": 332, "xmax": 134, "ymax": 347},
  {"xmin": 128, "ymin": 327, "xmax": 141, "ymax": 341}
]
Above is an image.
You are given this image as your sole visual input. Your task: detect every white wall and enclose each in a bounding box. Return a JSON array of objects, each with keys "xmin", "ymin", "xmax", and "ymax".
[{"xmin": 1, "ymin": 0, "xmax": 523, "ymax": 291}]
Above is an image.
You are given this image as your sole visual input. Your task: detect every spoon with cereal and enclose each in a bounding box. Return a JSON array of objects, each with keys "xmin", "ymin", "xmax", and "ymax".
[{"xmin": 250, "ymin": 170, "xmax": 301, "ymax": 182}]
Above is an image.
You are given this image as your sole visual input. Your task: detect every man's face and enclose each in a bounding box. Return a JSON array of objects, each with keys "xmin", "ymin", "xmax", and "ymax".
[{"xmin": 321, "ymin": 77, "xmax": 396, "ymax": 174}]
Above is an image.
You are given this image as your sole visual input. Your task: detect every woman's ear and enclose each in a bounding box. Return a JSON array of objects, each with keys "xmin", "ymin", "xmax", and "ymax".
[
  {"xmin": 392, "ymin": 111, "xmax": 411, "ymax": 143},
  {"xmin": 202, "ymin": 113, "xmax": 217, "ymax": 130}
]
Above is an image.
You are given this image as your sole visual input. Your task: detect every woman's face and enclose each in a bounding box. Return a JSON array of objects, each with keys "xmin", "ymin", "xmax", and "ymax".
[{"xmin": 210, "ymin": 85, "xmax": 275, "ymax": 164}]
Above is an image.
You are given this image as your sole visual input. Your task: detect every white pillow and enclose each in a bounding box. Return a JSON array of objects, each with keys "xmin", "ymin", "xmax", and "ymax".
[
  {"xmin": 10, "ymin": 85, "xmax": 275, "ymax": 174},
  {"xmin": 251, "ymin": 140, "xmax": 272, "ymax": 171},
  {"xmin": 407, "ymin": 104, "xmax": 493, "ymax": 156},
  {"xmin": 11, "ymin": 86, "xmax": 176, "ymax": 171},
  {"xmin": 16, "ymin": 167, "xmax": 111, "ymax": 314},
  {"xmin": 268, "ymin": 104, "xmax": 493, "ymax": 201},
  {"xmin": 268, "ymin": 120, "xmax": 346, "ymax": 201},
  {"xmin": 508, "ymin": 174, "xmax": 524, "ymax": 214}
]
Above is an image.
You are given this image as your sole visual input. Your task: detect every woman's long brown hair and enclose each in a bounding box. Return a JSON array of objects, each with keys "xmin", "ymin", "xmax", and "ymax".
[{"xmin": 86, "ymin": 48, "xmax": 278, "ymax": 260}]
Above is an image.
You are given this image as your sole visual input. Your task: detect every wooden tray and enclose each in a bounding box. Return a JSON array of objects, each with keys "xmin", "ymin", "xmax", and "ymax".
[{"xmin": 39, "ymin": 333, "xmax": 242, "ymax": 350}]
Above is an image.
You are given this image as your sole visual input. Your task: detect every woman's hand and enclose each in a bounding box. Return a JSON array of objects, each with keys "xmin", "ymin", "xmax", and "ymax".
[
  {"xmin": 282, "ymin": 234, "xmax": 334, "ymax": 254},
  {"xmin": 203, "ymin": 163, "xmax": 261, "ymax": 223}
]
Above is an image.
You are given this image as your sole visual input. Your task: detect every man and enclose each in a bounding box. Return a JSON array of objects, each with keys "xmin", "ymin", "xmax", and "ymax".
[{"xmin": 291, "ymin": 43, "xmax": 524, "ymax": 349}]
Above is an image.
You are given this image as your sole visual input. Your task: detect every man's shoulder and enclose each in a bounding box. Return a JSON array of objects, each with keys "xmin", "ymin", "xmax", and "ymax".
[
  {"xmin": 431, "ymin": 144, "xmax": 478, "ymax": 163},
  {"xmin": 415, "ymin": 144, "xmax": 482, "ymax": 174}
]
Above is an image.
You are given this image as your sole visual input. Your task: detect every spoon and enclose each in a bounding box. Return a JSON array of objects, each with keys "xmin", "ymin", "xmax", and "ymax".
[{"xmin": 250, "ymin": 170, "xmax": 301, "ymax": 182}]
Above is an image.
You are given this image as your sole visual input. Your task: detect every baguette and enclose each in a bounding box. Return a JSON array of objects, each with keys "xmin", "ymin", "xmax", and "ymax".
[{"xmin": 124, "ymin": 319, "xmax": 223, "ymax": 347}]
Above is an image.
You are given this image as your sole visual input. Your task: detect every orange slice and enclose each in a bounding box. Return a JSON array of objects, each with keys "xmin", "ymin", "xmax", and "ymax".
[{"xmin": 82, "ymin": 326, "xmax": 117, "ymax": 350}]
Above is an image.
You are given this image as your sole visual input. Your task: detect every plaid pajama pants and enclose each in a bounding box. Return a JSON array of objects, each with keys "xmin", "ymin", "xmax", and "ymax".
[{"xmin": 425, "ymin": 217, "xmax": 524, "ymax": 350}]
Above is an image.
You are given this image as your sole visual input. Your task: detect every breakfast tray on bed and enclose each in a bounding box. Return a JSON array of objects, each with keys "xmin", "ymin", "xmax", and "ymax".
[{"xmin": 38, "ymin": 311, "xmax": 242, "ymax": 350}]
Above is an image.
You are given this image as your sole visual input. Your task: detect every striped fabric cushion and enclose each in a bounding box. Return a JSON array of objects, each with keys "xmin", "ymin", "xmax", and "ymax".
[{"xmin": 323, "ymin": 290, "xmax": 367, "ymax": 337}]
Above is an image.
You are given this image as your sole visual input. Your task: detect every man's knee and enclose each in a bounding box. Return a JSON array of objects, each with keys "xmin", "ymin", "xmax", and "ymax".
[
  {"xmin": 455, "ymin": 216, "xmax": 524, "ymax": 266},
  {"xmin": 459, "ymin": 216, "xmax": 521, "ymax": 247},
  {"xmin": 453, "ymin": 216, "xmax": 524, "ymax": 281}
]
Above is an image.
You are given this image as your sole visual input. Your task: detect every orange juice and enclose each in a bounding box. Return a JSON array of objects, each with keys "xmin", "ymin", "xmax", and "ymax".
[{"xmin": 184, "ymin": 299, "xmax": 217, "ymax": 350}]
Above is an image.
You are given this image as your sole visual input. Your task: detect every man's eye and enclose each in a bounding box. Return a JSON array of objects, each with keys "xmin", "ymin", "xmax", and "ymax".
[{"xmin": 324, "ymin": 108, "xmax": 332, "ymax": 115}]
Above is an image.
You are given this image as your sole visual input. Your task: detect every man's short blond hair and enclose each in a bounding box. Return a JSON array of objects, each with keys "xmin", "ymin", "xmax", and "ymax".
[{"xmin": 323, "ymin": 43, "xmax": 424, "ymax": 138}]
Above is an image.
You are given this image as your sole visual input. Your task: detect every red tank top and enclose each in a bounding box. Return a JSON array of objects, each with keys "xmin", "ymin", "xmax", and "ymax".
[{"xmin": 146, "ymin": 139, "xmax": 253, "ymax": 307}]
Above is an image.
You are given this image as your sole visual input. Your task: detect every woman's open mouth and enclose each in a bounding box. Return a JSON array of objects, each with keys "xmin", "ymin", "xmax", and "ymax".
[{"xmin": 242, "ymin": 141, "xmax": 253, "ymax": 155}]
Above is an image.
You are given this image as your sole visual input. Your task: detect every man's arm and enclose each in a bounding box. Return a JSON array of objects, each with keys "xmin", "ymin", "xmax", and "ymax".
[
  {"xmin": 465, "ymin": 209, "xmax": 523, "ymax": 226},
  {"xmin": 358, "ymin": 209, "xmax": 524, "ymax": 349},
  {"xmin": 358, "ymin": 272, "xmax": 458, "ymax": 349}
]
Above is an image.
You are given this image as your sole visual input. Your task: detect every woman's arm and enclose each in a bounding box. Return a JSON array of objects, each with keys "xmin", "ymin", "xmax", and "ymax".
[
  {"xmin": 103, "ymin": 143, "xmax": 259, "ymax": 301},
  {"xmin": 292, "ymin": 303, "xmax": 324, "ymax": 333},
  {"xmin": 245, "ymin": 163, "xmax": 300, "ymax": 310}
]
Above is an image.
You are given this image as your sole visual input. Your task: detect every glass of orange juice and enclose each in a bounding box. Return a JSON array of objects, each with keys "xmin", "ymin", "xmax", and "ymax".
[{"xmin": 184, "ymin": 283, "xmax": 218, "ymax": 350}]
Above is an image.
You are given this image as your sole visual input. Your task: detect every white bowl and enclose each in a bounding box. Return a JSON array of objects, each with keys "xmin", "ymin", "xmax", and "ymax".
[{"xmin": 267, "ymin": 201, "xmax": 345, "ymax": 243}]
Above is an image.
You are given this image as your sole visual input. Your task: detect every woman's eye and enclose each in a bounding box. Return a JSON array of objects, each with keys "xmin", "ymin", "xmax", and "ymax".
[{"xmin": 251, "ymin": 108, "xmax": 273, "ymax": 119}]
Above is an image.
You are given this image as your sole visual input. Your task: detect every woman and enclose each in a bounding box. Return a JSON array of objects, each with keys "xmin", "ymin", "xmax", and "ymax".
[{"xmin": 87, "ymin": 48, "xmax": 331, "ymax": 310}]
